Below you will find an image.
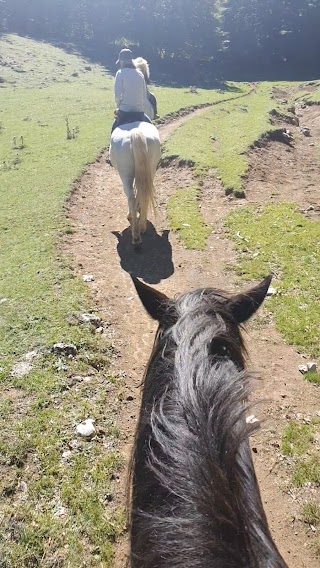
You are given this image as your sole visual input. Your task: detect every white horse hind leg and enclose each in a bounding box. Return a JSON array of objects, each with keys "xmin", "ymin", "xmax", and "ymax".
[
  {"xmin": 139, "ymin": 144, "xmax": 161, "ymax": 233},
  {"xmin": 131, "ymin": 131, "xmax": 157, "ymax": 237},
  {"xmin": 121, "ymin": 176, "xmax": 141, "ymax": 245}
]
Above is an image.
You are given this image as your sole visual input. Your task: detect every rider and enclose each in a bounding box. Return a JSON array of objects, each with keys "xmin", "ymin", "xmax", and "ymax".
[
  {"xmin": 133, "ymin": 57, "xmax": 159, "ymax": 119},
  {"xmin": 111, "ymin": 49, "xmax": 152, "ymax": 133}
]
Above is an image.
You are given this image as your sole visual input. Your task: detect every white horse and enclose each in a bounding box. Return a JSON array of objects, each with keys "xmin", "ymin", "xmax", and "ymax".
[
  {"xmin": 133, "ymin": 57, "xmax": 155, "ymax": 120},
  {"xmin": 110, "ymin": 121, "xmax": 161, "ymax": 246}
]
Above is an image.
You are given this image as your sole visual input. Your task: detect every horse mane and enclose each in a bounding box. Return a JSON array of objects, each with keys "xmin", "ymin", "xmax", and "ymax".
[
  {"xmin": 129, "ymin": 288, "xmax": 287, "ymax": 568},
  {"xmin": 133, "ymin": 57, "xmax": 150, "ymax": 81}
]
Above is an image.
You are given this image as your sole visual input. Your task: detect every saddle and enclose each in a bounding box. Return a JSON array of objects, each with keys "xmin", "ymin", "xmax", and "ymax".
[{"xmin": 115, "ymin": 109, "xmax": 145, "ymax": 127}]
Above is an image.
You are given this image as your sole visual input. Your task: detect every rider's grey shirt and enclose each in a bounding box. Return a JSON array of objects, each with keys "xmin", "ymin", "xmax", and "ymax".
[{"xmin": 114, "ymin": 68, "xmax": 148, "ymax": 113}]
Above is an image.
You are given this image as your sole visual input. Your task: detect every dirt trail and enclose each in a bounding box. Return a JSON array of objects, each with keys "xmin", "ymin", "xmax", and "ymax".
[{"xmin": 65, "ymin": 101, "xmax": 320, "ymax": 567}]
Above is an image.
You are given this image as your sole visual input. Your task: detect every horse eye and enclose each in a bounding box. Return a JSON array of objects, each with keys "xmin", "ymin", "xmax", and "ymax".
[{"xmin": 210, "ymin": 340, "xmax": 228, "ymax": 356}]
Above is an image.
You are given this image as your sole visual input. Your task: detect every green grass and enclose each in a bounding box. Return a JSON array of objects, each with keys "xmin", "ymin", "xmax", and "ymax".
[
  {"xmin": 0, "ymin": 86, "xmax": 115, "ymax": 358},
  {"xmin": 163, "ymin": 79, "xmax": 319, "ymax": 251},
  {"xmin": 153, "ymin": 81, "xmax": 248, "ymax": 117},
  {"xmin": 293, "ymin": 456, "xmax": 320, "ymax": 487},
  {"xmin": 0, "ymin": 34, "xmax": 122, "ymax": 567},
  {"xmin": 0, "ymin": 364, "xmax": 126, "ymax": 566},
  {"xmin": 303, "ymin": 502, "xmax": 320, "ymax": 526},
  {"xmin": 167, "ymin": 185, "xmax": 211, "ymax": 249},
  {"xmin": 311, "ymin": 540, "xmax": 320, "ymax": 558},
  {"xmin": 283, "ymin": 80, "xmax": 320, "ymax": 103},
  {"xmin": 304, "ymin": 371, "xmax": 320, "ymax": 385},
  {"xmin": 163, "ymin": 83, "xmax": 276, "ymax": 187},
  {"xmin": 1, "ymin": 33, "xmax": 251, "ymax": 566},
  {"xmin": 281, "ymin": 422, "xmax": 314, "ymax": 457},
  {"xmin": 0, "ymin": 399, "xmax": 13, "ymax": 419},
  {"xmin": 302, "ymin": 82, "xmax": 320, "ymax": 103},
  {"xmin": 281, "ymin": 419, "xmax": 320, "ymax": 488},
  {"xmin": 302, "ymin": 502, "xmax": 320, "ymax": 558},
  {"xmin": 225, "ymin": 203, "xmax": 320, "ymax": 357},
  {"xmin": 2, "ymin": 33, "xmax": 320, "ymax": 564},
  {"xmin": 0, "ymin": 34, "xmax": 111, "ymax": 89}
]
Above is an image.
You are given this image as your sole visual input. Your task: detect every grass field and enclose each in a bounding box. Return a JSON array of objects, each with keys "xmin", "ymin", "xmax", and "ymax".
[
  {"xmin": 225, "ymin": 203, "xmax": 320, "ymax": 358},
  {"xmin": 162, "ymin": 80, "xmax": 320, "ymax": 361},
  {"xmin": 167, "ymin": 184, "xmax": 211, "ymax": 249},
  {"xmin": 163, "ymin": 83, "xmax": 276, "ymax": 185},
  {"xmin": 1, "ymin": 33, "xmax": 320, "ymax": 566},
  {"xmin": 163, "ymin": 82, "xmax": 280, "ymax": 247},
  {"xmin": 0, "ymin": 34, "xmax": 253, "ymax": 567},
  {"xmin": 281, "ymin": 418, "xmax": 320, "ymax": 487}
]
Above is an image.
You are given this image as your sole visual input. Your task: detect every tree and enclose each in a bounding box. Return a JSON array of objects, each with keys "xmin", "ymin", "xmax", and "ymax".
[{"xmin": 222, "ymin": 0, "xmax": 320, "ymax": 79}]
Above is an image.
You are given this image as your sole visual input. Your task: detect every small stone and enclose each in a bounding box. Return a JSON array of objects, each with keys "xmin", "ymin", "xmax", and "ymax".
[
  {"xmin": 182, "ymin": 223, "xmax": 190, "ymax": 227},
  {"xmin": 298, "ymin": 364, "xmax": 308, "ymax": 374},
  {"xmin": 236, "ymin": 231, "xmax": 249, "ymax": 242},
  {"xmin": 80, "ymin": 313, "xmax": 101, "ymax": 326},
  {"xmin": 54, "ymin": 505, "xmax": 67, "ymax": 517},
  {"xmin": 56, "ymin": 358, "xmax": 68, "ymax": 372},
  {"xmin": 267, "ymin": 286, "xmax": 277, "ymax": 296},
  {"xmin": 68, "ymin": 439, "xmax": 80, "ymax": 450},
  {"xmin": 84, "ymin": 65, "xmax": 92, "ymax": 71},
  {"xmin": 104, "ymin": 439, "xmax": 115, "ymax": 450},
  {"xmin": 307, "ymin": 362, "xmax": 317, "ymax": 373},
  {"xmin": 18, "ymin": 480, "xmax": 28, "ymax": 493},
  {"xmin": 246, "ymin": 415, "xmax": 259, "ymax": 424},
  {"xmin": 71, "ymin": 72, "xmax": 79, "ymax": 77},
  {"xmin": 62, "ymin": 450, "xmax": 72, "ymax": 459},
  {"xmin": 83, "ymin": 274, "xmax": 94, "ymax": 282},
  {"xmin": 11, "ymin": 350, "xmax": 38, "ymax": 378},
  {"xmin": 95, "ymin": 326, "xmax": 103, "ymax": 334},
  {"xmin": 126, "ymin": 395, "xmax": 134, "ymax": 401},
  {"xmin": 76, "ymin": 418, "xmax": 96, "ymax": 438},
  {"xmin": 52, "ymin": 343, "xmax": 77, "ymax": 357},
  {"xmin": 300, "ymin": 127, "xmax": 311, "ymax": 137},
  {"xmin": 0, "ymin": 298, "xmax": 8, "ymax": 304}
]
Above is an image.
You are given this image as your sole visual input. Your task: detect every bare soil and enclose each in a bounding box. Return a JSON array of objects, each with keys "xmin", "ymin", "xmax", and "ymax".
[{"xmin": 64, "ymin": 101, "xmax": 320, "ymax": 567}]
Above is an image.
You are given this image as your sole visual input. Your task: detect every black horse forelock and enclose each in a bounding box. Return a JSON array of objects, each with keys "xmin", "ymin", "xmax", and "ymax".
[{"xmin": 128, "ymin": 288, "xmax": 287, "ymax": 568}]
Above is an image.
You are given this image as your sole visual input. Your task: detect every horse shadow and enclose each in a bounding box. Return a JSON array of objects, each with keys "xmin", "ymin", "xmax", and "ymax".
[{"xmin": 112, "ymin": 222, "xmax": 174, "ymax": 284}]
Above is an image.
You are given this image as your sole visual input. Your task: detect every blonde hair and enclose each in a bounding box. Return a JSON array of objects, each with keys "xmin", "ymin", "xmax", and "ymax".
[{"xmin": 133, "ymin": 57, "xmax": 150, "ymax": 81}]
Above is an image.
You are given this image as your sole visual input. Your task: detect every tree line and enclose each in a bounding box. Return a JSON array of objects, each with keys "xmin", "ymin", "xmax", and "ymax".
[{"xmin": 1, "ymin": 0, "xmax": 320, "ymax": 83}]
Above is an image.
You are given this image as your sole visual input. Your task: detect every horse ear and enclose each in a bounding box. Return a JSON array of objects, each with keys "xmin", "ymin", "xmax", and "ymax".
[
  {"xmin": 230, "ymin": 275, "xmax": 272, "ymax": 324},
  {"xmin": 131, "ymin": 277, "xmax": 169, "ymax": 322}
]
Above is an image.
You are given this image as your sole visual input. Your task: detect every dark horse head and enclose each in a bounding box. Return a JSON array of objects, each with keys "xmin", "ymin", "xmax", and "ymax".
[{"xmin": 129, "ymin": 275, "xmax": 288, "ymax": 568}]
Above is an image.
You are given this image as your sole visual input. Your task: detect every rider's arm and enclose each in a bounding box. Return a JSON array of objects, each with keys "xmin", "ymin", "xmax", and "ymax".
[{"xmin": 114, "ymin": 71, "xmax": 122, "ymax": 107}]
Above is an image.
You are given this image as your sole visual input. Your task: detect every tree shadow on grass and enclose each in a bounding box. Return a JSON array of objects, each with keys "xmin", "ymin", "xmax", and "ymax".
[{"xmin": 112, "ymin": 222, "xmax": 174, "ymax": 285}]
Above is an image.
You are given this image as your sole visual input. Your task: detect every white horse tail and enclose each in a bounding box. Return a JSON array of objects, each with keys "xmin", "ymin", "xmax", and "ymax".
[{"xmin": 130, "ymin": 129, "xmax": 156, "ymax": 223}]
